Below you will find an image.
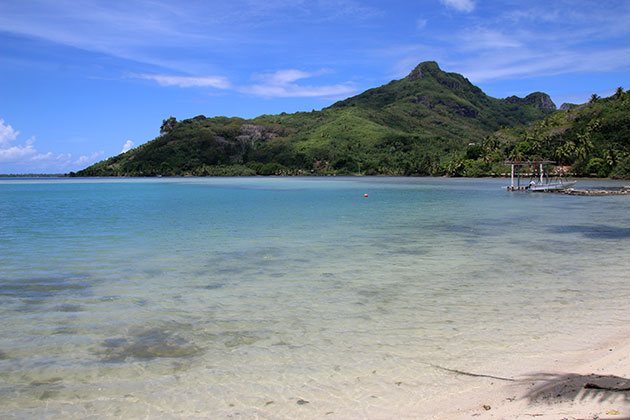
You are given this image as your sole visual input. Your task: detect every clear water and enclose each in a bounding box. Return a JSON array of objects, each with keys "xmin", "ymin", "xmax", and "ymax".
[{"xmin": 1, "ymin": 177, "xmax": 629, "ymax": 418}]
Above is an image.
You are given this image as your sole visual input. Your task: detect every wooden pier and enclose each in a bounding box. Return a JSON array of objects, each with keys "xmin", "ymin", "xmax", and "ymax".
[
  {"xmin": 505, "ymin": 160, "xmax": 555, "ymax": 191},
  {"xmin": 504, "ymin": 161, "xmax": 628, "ymax": 195}
]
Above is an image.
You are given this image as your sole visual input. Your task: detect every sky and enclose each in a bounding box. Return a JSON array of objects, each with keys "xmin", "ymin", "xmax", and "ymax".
[{"xmin": 1, "ymin": 0, "xmax": 629, "ymax": 174}]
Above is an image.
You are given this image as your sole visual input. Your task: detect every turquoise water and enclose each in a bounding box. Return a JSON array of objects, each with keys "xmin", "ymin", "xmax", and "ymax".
[{"xmin": 1, "ymin": 177, "xmax": 629, "ymax": 418}]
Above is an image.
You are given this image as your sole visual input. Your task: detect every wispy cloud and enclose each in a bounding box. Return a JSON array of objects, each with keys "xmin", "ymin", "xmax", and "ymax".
[
  {"xmin": 459, "ymin": 47, "xmax": 630, "ymax": 83},
  {"xmin": 74, "ymin": 151, "xmax": 104, "ymax": 165},
  {"xmin": 256, "ymin": 69, "xmax": 315, "ymax": 85},
  {"xmin": 242, "ymin": 83, "xmax": 356, "ymax": 98},
  {"xmin": 440, "ymin": 0, "xmax": 475, "ymax": 13},
  {"xmin": 236, "ymin": 0, "xmax": 382, "ymax": 25},
  {"xmin": 241, "ymin": 69, "xmax": 356, "ymax": 98},
  {"xmin": 374, "ymin": 43, "xmax": 445, "ymax": 79},
  {"xmin": 383, "ymin": 2, "xmax": 630, "ymax": 87},
  {"xmin": 132, "ymin": 67, "xmax": 356, "ymax": 99},
  {"xmin": 444, "ymin": 3, "xmax": 630, "ymax": 83},
  {"xmin": 0, "ymin": 0, "xmax": 383, "ymax": 75},
  {"xmin": 314, "ymin": 0, "xmax": 382, "ymax": 21},
  {"xmin": 459, "ymin": 28, "xmax": 522, "ymax": 50},
  {"xmin": 0, "ymin": 1, "xmax": 230, "ymax": 74},
  {"xmin": 135, "ymin": 74, "xmax": 231, "ymax": 89}
]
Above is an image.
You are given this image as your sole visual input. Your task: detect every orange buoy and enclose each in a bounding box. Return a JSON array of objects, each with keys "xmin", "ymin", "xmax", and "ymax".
[{"xmin": 363, "ymin": 193, "xmax": 369, "ymax": 197}]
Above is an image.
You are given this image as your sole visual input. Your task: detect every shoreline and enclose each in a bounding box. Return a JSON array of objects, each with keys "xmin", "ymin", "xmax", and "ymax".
[
  {"xmin": 1, "ymin": 173, "xmax": 630, "ymax": 180},
  {"xmin": 425, "ymin": 325, "xmax": 630, "ymax": 419}
]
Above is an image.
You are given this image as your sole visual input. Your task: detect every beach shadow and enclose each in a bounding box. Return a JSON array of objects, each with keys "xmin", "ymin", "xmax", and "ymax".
[{"xmin": 521, "ymin": 372, "xmax": 630, "ymax": 404}]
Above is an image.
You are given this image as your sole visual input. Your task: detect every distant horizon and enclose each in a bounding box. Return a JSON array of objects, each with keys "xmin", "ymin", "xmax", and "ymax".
[
  {"xmin": 2, "ymin": 0, "xmax": 629, "ymax": 174},
  {"xmin": 0, "ymin": 173, "xmax": 67, "ymax": 177}
]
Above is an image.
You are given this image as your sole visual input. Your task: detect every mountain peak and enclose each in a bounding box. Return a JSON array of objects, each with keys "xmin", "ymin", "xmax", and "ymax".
[
  {"xmin": 407, "ymin": 61, "xmax": 441, "ymax": 80},
  {"xmin": 505, "ymin": 92, "xmax": 556, "ymax": 111}
]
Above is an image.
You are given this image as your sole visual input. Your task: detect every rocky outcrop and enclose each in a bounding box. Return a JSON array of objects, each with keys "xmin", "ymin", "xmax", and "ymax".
[
  {"xmin": 525, "ymin": 92, "xmax": 556, "ymax": 110},
  {"xmin": 407, "ymin": 61, "xmax": 441, "ymax": 80},
  {"xmin": 505, "ymin": 92, "xmax": 556, "ymax": 111}
]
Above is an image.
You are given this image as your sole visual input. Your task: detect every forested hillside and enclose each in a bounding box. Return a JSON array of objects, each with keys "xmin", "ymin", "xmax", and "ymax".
[
  {"xmin": 463, "ymin": 88, "xmax": 630, "ymax": 178},
  {"xmin": 75, "ymin": 62, "xmax": 628, "ymax": 178}
]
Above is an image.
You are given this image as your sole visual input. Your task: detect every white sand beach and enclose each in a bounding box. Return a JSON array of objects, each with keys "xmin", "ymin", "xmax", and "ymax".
[{"xmin": 425, "ymin": 326, "xmax": 630, "ymax": 419}]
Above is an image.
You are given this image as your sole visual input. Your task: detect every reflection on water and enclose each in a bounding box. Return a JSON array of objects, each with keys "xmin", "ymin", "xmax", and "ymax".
[{"xmin": 0, "ymin": 177, "xmax": 629, "ymax": 417}]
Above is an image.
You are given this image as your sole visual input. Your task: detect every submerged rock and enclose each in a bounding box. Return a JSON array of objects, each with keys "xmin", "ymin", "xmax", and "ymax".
[{"xmin": 96, "ymin": 324, "xmax": 203, "ymax": 361}]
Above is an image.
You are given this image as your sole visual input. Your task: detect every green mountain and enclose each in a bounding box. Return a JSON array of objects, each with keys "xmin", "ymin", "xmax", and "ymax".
[{"xmin": 76, "ymin": 61, "xmax": 560, "ymax": 177}]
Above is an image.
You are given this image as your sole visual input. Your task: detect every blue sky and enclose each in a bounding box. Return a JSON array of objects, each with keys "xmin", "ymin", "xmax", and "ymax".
[{"xmin": 1, "ymin": 0, "xmax": 629, "ymax": 173}]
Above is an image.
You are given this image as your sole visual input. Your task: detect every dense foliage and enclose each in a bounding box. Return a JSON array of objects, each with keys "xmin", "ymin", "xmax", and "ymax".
[
  {"xmin": 456, "ymin": 87, "xmax": 630, "ymax": 178},
  {"xmin": 75, "ymin": 62, "xmax": 628, "ymax": 178}
]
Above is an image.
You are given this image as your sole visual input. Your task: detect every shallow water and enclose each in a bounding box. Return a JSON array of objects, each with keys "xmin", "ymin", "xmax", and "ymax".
[{"xmin": 1, "ymin": 177, "xmax": 629, "ymax": 418}]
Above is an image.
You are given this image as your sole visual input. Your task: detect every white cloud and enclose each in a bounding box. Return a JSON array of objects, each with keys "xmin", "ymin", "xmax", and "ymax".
[
  {"xmin": 31, "ymin": 152, "xmax": 69, "ymax": 163},
  {"xmin": 121, "ymin": 140, "xmax": 134, "ymax": 153},
  {"xmin": 0, "ymin": 119, "xmax": 37, "ymax": 162},
  {"xmin": 134, "ymin": 68, "xmax": 358, "ymax": 98},
  {"xmin": 0, "ymin": 118, "xmax": 20, "ymax": 147},
  {"xmin": 134, "ymin": 68, "xmax": 354, "ymax": 98},
  {"xmin": 136, "ymin": 74, "xmax": 231, "ymax": 89},
  {"xmin": 440, "ymin": 0, "xmax": 475, "ymax": 13},
  {"xmin": 29, "ymin": 151, "xmax": 102, "ymax": 166},
  {"xmin": 0, "ymin": 141, "xmax": 38, "ymax": 162},
  {"xmin": 243, "ymin": 83, "xmax": 356, "ymax": 98},
  {"xmin": 257, "ymin": 69, "xmax": 312, "ymax": 85},
  {"xmin": 242, "ymin": 69, "xmax": 355, "ymax": 98},
  {"xmin": 0, "ymin": 117, "xmax": 102, "ymax": 172},
  {"xmin": 75, "ymin": 151, "xmax": 103, "ymax": 165}
]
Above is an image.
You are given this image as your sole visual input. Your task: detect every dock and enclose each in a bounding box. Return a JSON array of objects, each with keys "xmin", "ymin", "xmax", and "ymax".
[
  {"xmin": 505, "ymin": 160, "xmax": 556, "ymax": 191},
  {"xmin": 504, "ymin": 160, "xmax": 629, "ymax": 195}
]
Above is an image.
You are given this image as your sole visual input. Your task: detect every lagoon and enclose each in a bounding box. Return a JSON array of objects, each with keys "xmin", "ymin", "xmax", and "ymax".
[{"xmin": 1, "ymin": 177, "xmax": 629, "ymax": 418}]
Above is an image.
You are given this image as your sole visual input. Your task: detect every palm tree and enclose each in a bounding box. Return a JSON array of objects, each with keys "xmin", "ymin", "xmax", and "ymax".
[
  {"xmin": 575, "ymin": 132, "xmax": 594, "ymax": 162},
  {"xmin": 508, "ymin": 142, "xmax": 530, "ymax": 162},
  {"xmin": 604, "ymin": 149, "xmax": 618, "ymax": 168},
  {"xmin": 481, "ymin": 136, "xmax": 500, "ymax": 162},
  {"xmin": 614, "ymin": 86, "xmax": 624, "ymax": 99},
  {"xmin": 589, "ymin": 93, "xmax": 600, "ymax": 103},
  {"xmin": 554, "ymin": 141, "xmax": 576, "ymax": 164}
]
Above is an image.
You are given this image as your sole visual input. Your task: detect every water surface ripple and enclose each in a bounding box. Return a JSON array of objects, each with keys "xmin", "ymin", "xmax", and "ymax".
[{"xmin": 1, "ymin": 177, "xmax": 629, "ymax": 418}]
